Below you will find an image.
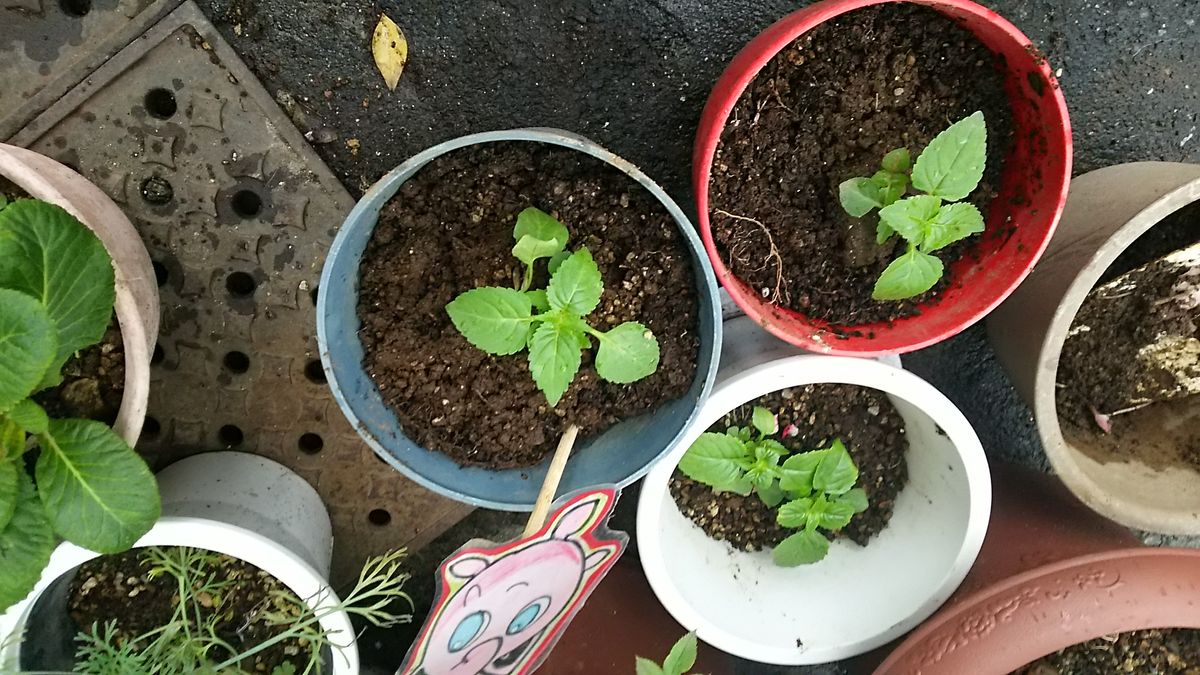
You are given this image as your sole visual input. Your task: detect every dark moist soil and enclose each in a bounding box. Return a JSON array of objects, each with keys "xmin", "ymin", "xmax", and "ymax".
[
  {"xmin": 709, "ymin": 3, "xmax": 1015, "ymax": 330},
  {"xmin": 670, "ymin": 384, "xmax": 908, "ymax": 552},
  {"xmin": 1013, "ymin": 628, "xmax": 1200, "ymax": 674},
  {"xmin": 34, "ymin": 319, "xmax": 124, "ymax": 426},
  {"xmin": 70, "ymin": 548, "xmax": 313, "ymax": 673},
  {"xmin": 357, "ymin": 142, "xmax": 700, "ymax": 468},
  {"xmin": 1057, "ymin": 202, "xmax": 1199, "ymax": 472}
]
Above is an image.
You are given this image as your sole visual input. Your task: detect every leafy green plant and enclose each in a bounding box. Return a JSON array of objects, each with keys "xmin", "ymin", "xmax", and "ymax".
[
  {"xmin": 74, "ymin": 547, "xmax": 412, "ymax": 675},
  {"xmin": 0, "ymin": 198, "xmax": 160, "ymax": 613},
  {"xmin": 446, "ymin": 207, "xmax": 660, "ymax": 405},
  {"xmin": 635, "ymin": 631, "xmax": 698, "ymax": 675},
  {"xmin": 678, "ymin": 406, "xmax": 868, "ymax": 566},
  {"xmin": 838, "ymin": 112, "xmax": 988, "ymax": 301}
]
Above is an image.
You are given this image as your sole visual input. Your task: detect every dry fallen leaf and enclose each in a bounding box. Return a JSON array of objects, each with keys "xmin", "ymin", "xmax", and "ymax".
[{"xmin": 372, "ymin": 14, "xmax": 408, "ymax": 91}]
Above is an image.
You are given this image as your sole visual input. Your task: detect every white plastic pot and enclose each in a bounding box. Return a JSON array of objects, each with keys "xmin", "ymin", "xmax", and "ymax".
[
  {"xmin": 637, "ymin": 318, "xmax": 991, "ymax": 665},
  {"xmin": 0, "ymin": 453, "xmax": 357, "ymax": 673},
  {"xmin": 0, "ymin": 143, "xmax": 159, "ymax": 445}
]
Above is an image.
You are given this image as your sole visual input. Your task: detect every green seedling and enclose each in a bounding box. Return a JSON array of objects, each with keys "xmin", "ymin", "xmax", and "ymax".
[
  {"xmin": 0, "ymin": 198, "xmax": 160, "ymax": 614},
  {"xmin": 74, "ymin": 547, "xmax": 412, "ymax": 675},
  {"xmin": 678, "ymin": 405, "xmax": 868, "ymax": 566},
  {"xmin": 839, "ymin": 112, "xmax": 988, "ymax": 301},
  {"xmin": 635, "ymin": 631, "xmax": 699, "ymax": 675},
  {"xmin": 446, "ymin": 207, "xmax": 660, "ymax": 406}
]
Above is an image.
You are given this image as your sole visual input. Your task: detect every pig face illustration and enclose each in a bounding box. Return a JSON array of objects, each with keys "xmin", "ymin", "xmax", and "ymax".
[{"xmin": 401, "ymin": 489, "xmax": 626, "ymax": 675}]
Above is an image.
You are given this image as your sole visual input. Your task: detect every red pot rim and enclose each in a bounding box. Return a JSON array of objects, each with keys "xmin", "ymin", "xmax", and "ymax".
[
  {"xmin": 873, "ymin": 547, "xmax": 1200, "ymax": 674},
  {"xmin": 693, "ymin": 0, "xmax": 1073, "ymax": 356}
]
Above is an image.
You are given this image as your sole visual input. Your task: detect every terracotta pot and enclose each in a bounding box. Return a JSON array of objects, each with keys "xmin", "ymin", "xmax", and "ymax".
[
  {"xmin": 0, "ymin": 143, "xmax": 159, "ymax": 445},
  {"xmin": 873, "ymin": 547, "xmax": 1200, "ymax": 674},
  {"xmin": 541, "ymin": 560, "xmax": 734, "ymax": 674},
  {"xmin": 694, "ymin": 0, "xmax": 1071, "ymax": 356},
  {"xmin": 988, "ymin": 161, "xmax": 1200, "ymax": 534}
]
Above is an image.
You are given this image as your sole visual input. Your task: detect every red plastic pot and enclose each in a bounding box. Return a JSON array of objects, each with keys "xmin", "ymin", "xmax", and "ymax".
[{"xmin": 694, "ymin": 0, "xmax": 1072, "ymax": 355}]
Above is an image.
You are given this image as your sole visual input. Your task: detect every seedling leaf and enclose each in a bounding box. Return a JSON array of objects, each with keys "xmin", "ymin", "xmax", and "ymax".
[
  {"xmin": 635, "ymin": 659, "xmax": 666, "ymax": 675},
  {"xmin": 820, "ymin": 500, "xmax": 857, "ymax": 530},
  {"xmin": 514, "ymin": 207, "xmax": 569, "ymax": 249},
  {"xmin": 548, "ymin": 250, "xmax": 570, "ymax": 275},
  {"xmin": 873, "ymin": 248, "xmax": 943, "ymax": 301},
  {"xmin": 446, "ymin": 287, "xmax": 534, "ymax": 355},
  {"xmin": 547, "ymin": 248, "xmax": 603, "ymax": 316},
  {"xmin": 837, "ymin": 487, "xmax": 869, "ymax": 514},
  {"xmin": 878, "ymin": 195, "xmax": 941, "ymax": 247},
  {"xmin": 881, "ymin": 147, "xmax": 911, "ymax": 173},
  {"xmin": 0, "ymin": 289, "xmax": 56, "ymax": 411},
  {"xmin": 0, "ymin": 471, "xmax": 54, "ymax": 611},
  {"xmin": 838, "ymin": 178, "xmax": 883, "ymax": 218},
  {"xmin": 911, "ymin": 111, "xmax": 987, "ymax": 201},
  {"xmin": 0, "ymin": 459, "xmax": 17, "ymax": 532},
  {"xmin": 773, "ymin": 529, "xmax": 830, "ymax": 567},
  {"xmin": 757, "ymin": 480, "xmax": 785, "ymax": 507},
  {"xmin": 512, "ymin": 235, "xmax": 564, "ymax": 267},
  {"xmin": 526, "ymin": 289, "xmax": 549, "ymax": 312},
  {"xmin": 777, "ymin": 497, "xmax": 814, "ymax": 529},
  {"xmin": 921, "ymin": 202, "xmax": 985, "ymax": 253},
  {"xmin": 778, "ymin": 450, "xmax": 824, "ymax": 494},
  {"xmin": 595, "ymin": 322, "xmax": 659, "ymax": 384},
  {"xmin": 812, "ymin": 440, "xmax": 858, "ymax": 495},
  {"xmin": 528, "ymin": 321, "xmax": 584, "ymax": 406},
  {"xmin": 876, "ymin": 219, "xmax": 896, "ymax": 245},
  {"xmin": 751, "ymin": 406, "xmax": 777, "ymax": 436},
  {"xmin": 662, "ymin": 631, "xmax": 698, "ymax": 675},
  {"xmin": 871, "ymin": 170, "xmax": 908, "ymax": 206},
  {"xmin": 6, "ymin": 399, "xmax": 48, "ymax": 435},
  {"xmin": 679, "ymin": 432, "xmax": 747, "ymax": 490}
]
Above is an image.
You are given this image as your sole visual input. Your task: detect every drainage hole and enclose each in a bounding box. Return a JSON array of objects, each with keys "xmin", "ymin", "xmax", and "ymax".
[
  {"xmin": 226, "ymin": 271, "xmax": 256, "ymax": 297},
  {"xmin": 298, "ymin": 433, "xmax": 324, "ymax": 454},
  {"xmin": 59, "ymin": 0, "xmax": 91, "ymax": 16},
  {"xmin": 223, "ymin": 351, "xmax": 250, "ymax": 374},
  {"xmin": 140, "ymin": 176, "xmax": 174, "ymax": 205},
  {"xmin": 152, "ymin": 260, "xmax": 168, "ymax": 286},
  {"xmin": 368, "ymin": 509, "xmax": 391, "ymax": 526},
  {"xmin": 304, "ymin": 360, "xmax": 326, "ymax": 384},
  {"xmin": 142, "ymin": 416, "xmax": 161, "ymax": 439},
  {"xmin": 218, "ymin": 424, "xmax": 244, "ymax": 447},
  {"xmin": 144, "ymin": 88, "xmax": 177, "ymax": 120},
  {"xmin": 231, "ymin": 189, "xmax": 263, "ymax": 218},
  {"xmin": 151, "ymin": 344, "xmax": 165, "ymax": 365}
]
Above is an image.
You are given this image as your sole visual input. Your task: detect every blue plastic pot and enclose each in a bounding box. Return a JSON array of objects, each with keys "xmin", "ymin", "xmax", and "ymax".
[{"xmin": 317, "ymin": 129, "xmax": 721, "ymax": 510}]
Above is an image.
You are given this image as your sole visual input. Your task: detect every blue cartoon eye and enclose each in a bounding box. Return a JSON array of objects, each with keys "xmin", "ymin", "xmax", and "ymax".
[
  {"xmin": 448, "ymin": 611, "xmax": 489, "ymax": 653},
  {"xmin": 507, "ymin": 596, "xmax": 550, "ymax": 635}
]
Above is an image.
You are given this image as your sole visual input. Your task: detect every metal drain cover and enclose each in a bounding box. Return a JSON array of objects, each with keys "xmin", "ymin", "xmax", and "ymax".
[{"xmin": 12, "ymin": 0, "xmax": 472, "ymax": 585}]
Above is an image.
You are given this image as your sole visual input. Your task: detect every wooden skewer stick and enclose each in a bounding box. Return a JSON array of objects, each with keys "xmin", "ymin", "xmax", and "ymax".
[{"xmin": 523, "ymin": 424, "xmax": 580, "ymax": 537}]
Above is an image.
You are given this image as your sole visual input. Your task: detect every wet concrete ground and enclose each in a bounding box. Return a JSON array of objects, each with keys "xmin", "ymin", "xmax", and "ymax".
[{"xmin": 187, "ymin": 0, "xmax": 1199, "ymax": 672}]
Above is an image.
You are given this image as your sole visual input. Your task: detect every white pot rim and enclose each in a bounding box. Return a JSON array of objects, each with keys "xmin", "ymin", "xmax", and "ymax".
[
  {"xmin": 637, "ymin": 354, "xmax": 991, "ymax": 665},
  {"xmin": 1, "ymin": 516, "xmax": 357, "ymax": 674}
]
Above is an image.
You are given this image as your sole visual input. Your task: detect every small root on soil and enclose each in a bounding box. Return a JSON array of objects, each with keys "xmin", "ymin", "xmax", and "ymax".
[{"xmin": 714, "ymin": 209, "xmax": 788, "ymax": 305}]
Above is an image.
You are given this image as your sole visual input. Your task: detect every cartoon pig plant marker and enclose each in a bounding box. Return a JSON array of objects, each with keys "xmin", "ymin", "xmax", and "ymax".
[{"xmin": 400, "ymin": 426, "xmax": 630, "ymax": 675}]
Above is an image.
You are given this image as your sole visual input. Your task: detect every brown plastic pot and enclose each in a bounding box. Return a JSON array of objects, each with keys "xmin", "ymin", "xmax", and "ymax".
[
  {"xmin": 541, "ymin": 559, "xmax": 734, "ymax": 674},
  {"xmin": 0, "ymin": 143, "xmax": 159, "ymax": 445},
  {"xmin": 988, "ymin": 161, "xmax": 1200, "ymax": 535}
]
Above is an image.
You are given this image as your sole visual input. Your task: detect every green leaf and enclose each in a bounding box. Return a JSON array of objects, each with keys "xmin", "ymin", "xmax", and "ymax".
[
  {"xmin": 0, "ymin": 289, "xmax": 57, "ymax": 411},
  {"xmin": 0, "ymin": 418, "xmax": 23, "ymax": 462},
  {"xmin": 547, "ymin": 248, "xmax": 603, "ymax": 316},
  {"xmin": 512, "ymin": 235, "xmax": 565, "ymax": 267},
  {"xmin": 679, "ymin": 432, "xmax": 748, "ymax": 490},
  {"xmin": 751, "ymin": 406, "xmax": 777, "ymax": 436},
  {"xmin": 446, "ymin": 287, "xmax": 534, "ymax": 356},
  {"xmin": 527, "ymin": 289, "xmax": 550, "ymax": 312},
  {"xmin": 528, "ymin": 321, "xmax": 584, "ymax": 406},
  {"xmin": 838, "ymin": 177, "xmax": 883, "ymax": 218},
  {"xmin": 921, "ymin": 202, "xmax": 985, "ymax": 253},
  {"xmin": 881, "ymin": 147, "xmax": 911, "ymax": 173},
  {"xmin": 756, "ymin": 480, "xmax": 784, "ymax": 508},
  {"xmin": 779, "ymin": 450, "xmax": 825, "ymax": 494},
  {"xmin": 773, "ymin": 529, "xmax": 830, "ymax": 567},
  {"xmin": 878, "ymin": 195, "xmax": 942, "ymax": 247},
  {"xmin": 0, "ymin": 459, "xmax": 17, "ymax": 532},
  {"xmin": 911, "ymin": 111, "xmax": 987, "ymax": 201},
  {"xmin": 756, "ymin": 438, "xmax": 788, "ymax": 460},
  {"xmin": 513, "ymin": 207, "xmax": 569, "ymax": 251},
  {"xmin": 0, "ymin": 200, "xmax": 115, "ymax": 385},
  {"xmin": 837, "ymin": 487, "xmax": 869, "ymax": 514},
  {"xmin": 876, "ymin": 219, "xmax": 896, "ymax": 245},
  {"xmin": 663, "ymin": 631, "xmax": 698, "ymax": 675},
  {"xmin": 635, "ymin": 658, "xmax": 666, "ymax": 675},
  {"xmin": 0, "ymin": 195, "xmax": 8, "ymax": 210},
  {"xmin": 871, "ymin": 170, "xmax": 908, "ymax": 206},
  {"xmin": 820, "ymin": 500, "xmax": 857, "ymax": 530},
  {"xmin": 777, "ymin": 497, "xmax": 815, "ymax": 529},
  {"xmin": 0, "ymin": 471, "xmax": 55, "ymax": 612},
  {"xmin": 813, "ymin": 439, "xmax": 858, "ymax": 495},
  {"xmin": 872, "ymin": 247, "xmax": 944, "ymax": 301},
  {"xmin": 548, "ymin": 250, "xmax": 570, "ymax": 275},
  {"xmin": 594, "ymin": 322, "xmax": 659, "ymax": 384},
  {"xmin": 35, "ymin": 419, "xmax": 160, "ymax": 552},
  {"xmin": 6, "ymin": 399, "xmax": 48, "ymax": 435}
]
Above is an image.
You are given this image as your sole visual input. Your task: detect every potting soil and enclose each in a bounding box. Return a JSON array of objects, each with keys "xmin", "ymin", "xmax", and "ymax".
[
  {"xmin": 34, "ymin": 319, "xmax": 125, "ymax": 426},
  {"xmin": 1013, "ymin": 627, "xmax": 1200, "ymax": 674}
]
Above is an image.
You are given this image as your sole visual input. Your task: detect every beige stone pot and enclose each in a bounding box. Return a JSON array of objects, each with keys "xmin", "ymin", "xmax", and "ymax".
[
  {"xmin": 989, "ymin": 161, "xmax": 1200, "ymax": 534},
  {"xmin": 0, "ymin": 143, "xmax": 159, "ymax": 445}
]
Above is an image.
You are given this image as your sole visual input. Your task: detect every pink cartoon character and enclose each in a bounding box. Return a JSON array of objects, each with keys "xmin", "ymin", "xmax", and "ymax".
[{"xmin": 399, "ymin": 487, "xmax": 626, "ymax": 675}]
